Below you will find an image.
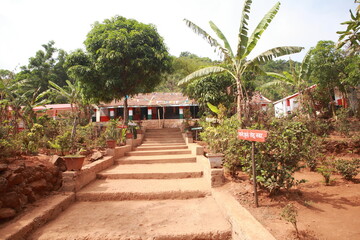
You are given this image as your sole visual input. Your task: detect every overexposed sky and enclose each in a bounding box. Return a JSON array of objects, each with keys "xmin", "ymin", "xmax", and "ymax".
[{"xmin": 0, "ymin": 0, "xmax": 357, "ymax": 71}]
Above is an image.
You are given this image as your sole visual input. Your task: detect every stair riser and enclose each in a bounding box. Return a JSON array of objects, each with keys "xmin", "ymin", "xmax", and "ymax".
[
  {"xmin": 76, "ymin": 191, "xmax": 210, "ymax": 201},
  {"xmin": 97, "ymin": 172, "xmax": 203, "ymax": 180},
  {"xmin": 115, "ymin": 158, "xmax": 196, "ymax": 165},
  {"xmin": 140, "ymin": 143, "xmax": 185, "ymax": 147},
  {"xmin": 125, "ymin": 150, "xmax": 191, "ymax": 156},
  {"xmin": 144, "ymin": 136, "xmax": 184, "ymax": 141},
  {"xmin": 135, "ymin": 146, "xmax": 188, "ymax": 151},
  {"xmin": 142, "ymin": 141, "xmax": 185, "ymax": 144}
]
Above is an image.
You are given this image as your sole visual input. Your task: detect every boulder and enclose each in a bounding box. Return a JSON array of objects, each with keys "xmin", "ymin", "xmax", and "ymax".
[
  {"xmin": 1, "ymin": 192, "xmax": 20, "ymax": 209},
  {"xmin": 49, "ymin": 155, "xmax": 61, "ymax": 165},
  {"xmin": 0, "ymin": 163, "xmax": 8, "ymax": 172},
  {"xmin": 90, "ymin": 151, "xmax": 103, "ymax": 161},
  {"xmin": 0, "ymin": 177, "xmax": 8, "ymax": 193},
  {"xmin": 29, "ymin": 179, "xmax": 47, "ymax": 192},
  {"xmin": 8, "ymin": 173, "xmax": 24, "ymax": 187},
  {"xmin": 0, "ymin": 208, "xmax": 16, "ymax": 219}
]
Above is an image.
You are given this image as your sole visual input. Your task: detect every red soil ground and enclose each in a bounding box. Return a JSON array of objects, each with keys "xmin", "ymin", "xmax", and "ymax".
[{"xmin": 226, "ymin": 169, "xmax": 360, "ymax": 240}]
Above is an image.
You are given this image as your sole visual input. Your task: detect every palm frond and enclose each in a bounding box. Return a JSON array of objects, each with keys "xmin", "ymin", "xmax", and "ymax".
[
  {"xmin": 246, "ymin": 46, "xmax": 304, "ymax": 67},
  {"xmin": 299, "ymin": 48, "xmax": 312, "ymax": 81},
  {"xmin": 260, "ymin": 79, "xmax": 293, "ymax": 90},
  {"xmin": 177, "ymin": 66, "xmax": 227, "ymax": 86},
  {"xmin": 236, "ymin": 0, "xmax": 252, "ymax": 59},
  {"xmin": 244, "ymin": 2, "xmax": 281, "ymax": 59},
  {"xmin": 209, "ymin": 21, "xmax": 234, "ymax": 59},
  {"xmin": 184, "ymin": 19, "xmax": 230, "ymax": 59}
]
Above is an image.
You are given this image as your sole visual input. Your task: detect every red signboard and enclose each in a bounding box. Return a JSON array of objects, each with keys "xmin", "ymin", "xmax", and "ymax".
[
  {"xmin": 237, "ymin": 129, "xmax": 268, "ymax": 142},
  {"xmin": 117, "ymin": 125, "xmax": 127, "ymax": 129}
]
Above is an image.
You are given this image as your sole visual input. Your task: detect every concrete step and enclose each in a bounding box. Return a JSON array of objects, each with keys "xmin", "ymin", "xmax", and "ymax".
[
  {"xmin": 146, "ymin": 128, "xmax": 181, "ymax": 132},
  {"xmin": 30, "ymin": 198, "xmax": 232, "ymax": 240},
  {"xmin": 125, "ymin": 149, "xmax": 191, "ymax": 156},
  {"xmin": 76, "ymin": 178, "xmax": 210, "ymax": 201},
  {"xmin": 135, "ymin": 145, "xmax": 188, "ymax": 151},
  {"xmin": 142, "ymin": 140, "xmax": 185, "ymax": 144},
  {"xmin": 144, "ymin": 135, "xmax": 183, "ymax": 139},
  {"xmin": 116, "ymin": 154, "xmax": 196, "ymax": 164},
  {"xmin": 140, "ymin": 142, "xmax": 186, "ymax": 147},
  {"xmin": 97, "ymin": 163, "xmax": 203, "ymax": 179}
]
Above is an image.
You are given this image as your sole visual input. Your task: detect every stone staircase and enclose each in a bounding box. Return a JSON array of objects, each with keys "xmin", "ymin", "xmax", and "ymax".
[{"xmin": 30, "ymin": 128, "xmax": 232, "ymax": 240}]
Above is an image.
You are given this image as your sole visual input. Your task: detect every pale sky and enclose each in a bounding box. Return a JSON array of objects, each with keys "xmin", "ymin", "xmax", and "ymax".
[{"xmin": 0, "ymin": 0, "xmax": 357, "ymax": 71}]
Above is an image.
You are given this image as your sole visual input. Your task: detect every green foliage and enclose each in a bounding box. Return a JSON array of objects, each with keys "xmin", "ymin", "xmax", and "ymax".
[
  {"xmin": 0, "ymin": 122, "xmax": 18, "ymax": 159},
  {"xmin": 337, "ymin": 2, "xmax": 360, "ymax": 54},
  {"xmin": 67, "ymin": 16, "xmax": 171, "ymax": 103},
  {"xmin": 317, "ymin": 164, "xmax": 334, "ymax": 186},
  {"xmin": 335, "ymin": 108, "xmax": 351, "ymax": 136},
  {"xmin": 105, "ymin": 119, "xmax": 120, "ymax": 140},
  {"xmin": 200, "ymin": 108, "xmax": 315, "ymax": 193},
  {"xmin": 335, "ymin": 159, "xmax": 360, "ymax": 180},
  {"xmin": 48, "ymin": 131, "xmax": 72, "ymax": 155},
  {"xmin": 183, "ymin": 73, "xmax": 235, "ymax": 113},
  {"xmin": 179, "ymin": 1, "xmax": 303, "ymax": 121},
  {"xmin": 280, "ymin": 203, "xmax": 299, "ymax": 236},
  {"xmin": 16, "ymin": 41, "xmax": 69, "ymax": 95}
]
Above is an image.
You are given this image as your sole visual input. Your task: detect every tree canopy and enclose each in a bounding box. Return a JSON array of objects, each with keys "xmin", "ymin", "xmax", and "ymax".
[{"xmin": 67, "ymin": 16, "xmax": 171, "ymax": 105}]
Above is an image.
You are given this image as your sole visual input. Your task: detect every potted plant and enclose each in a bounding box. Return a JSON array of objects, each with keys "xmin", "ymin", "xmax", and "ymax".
[
  {"xmin": 127, "ymin": 121, "xmax": 138, "ymax": 139},
  {"xmin": 105, "ymin": 120, "xmax": 119, "ymax": 148},
  {"xmin": 63, "ymin": 149, "xmax": 86, "ymax": 171}
]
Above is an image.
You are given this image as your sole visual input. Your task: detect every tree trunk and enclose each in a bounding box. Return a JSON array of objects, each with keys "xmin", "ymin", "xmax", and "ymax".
[
  {"xmin": 123, "ymin": 97, "xmax": 128, "ymax": 123},
  {"xmin": 236, "ymin": 78, "xmax": 242, "ymax": 122},
  {"xmin": 70, "ymin": 116, "xmax": 78, "ymax": 152}
]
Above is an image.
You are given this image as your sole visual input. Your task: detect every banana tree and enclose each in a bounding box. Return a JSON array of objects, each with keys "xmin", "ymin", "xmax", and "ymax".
[
  {"xmin": 49, "ymin": 80, "xmax": 91, "ymax": 150},
  {"xmin": 178, "ymin": 0, "xmax": 304, "ymax": 121},
  {"xmin": 337, "ymin": 0, "xmax": 360, "ymax": 54},
  {"xmin": 260, "ymin": 49, "xmax": 312, "ymax": 92},
  {"xmin": 259, "ymin": 50, "xmax": 318, "ymax": 117}
]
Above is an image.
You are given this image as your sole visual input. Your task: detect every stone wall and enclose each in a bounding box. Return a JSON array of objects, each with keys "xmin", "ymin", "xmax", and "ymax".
[{"xmin": 0, "ymin": 162, "xmax": 62, "ymax": 220}]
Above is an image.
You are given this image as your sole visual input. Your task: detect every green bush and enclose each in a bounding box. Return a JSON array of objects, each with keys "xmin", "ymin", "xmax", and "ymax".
[
  {"xmin": 317, "ymin": 165, "xmax": 334, "ymax": 186},
  {"xmin": 335, "ymin": 159, "xmax": 359, "ymax": 180},
  {"xmin": 48, "ymin": 131, "xmax": 72, "ymax": 155},
  {"xmin": 200, "ymin": 112, "xmax": 316, "ymax": 194}
]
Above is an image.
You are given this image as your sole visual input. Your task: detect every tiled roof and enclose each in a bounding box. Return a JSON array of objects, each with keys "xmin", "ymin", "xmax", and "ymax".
[
  {"xmin": 99, "ymin": 92, "xmax": 197, "ymax": 107},
  {"xmin": 251, "ymin": 92, "xmax": 272, "ymax": 104}
]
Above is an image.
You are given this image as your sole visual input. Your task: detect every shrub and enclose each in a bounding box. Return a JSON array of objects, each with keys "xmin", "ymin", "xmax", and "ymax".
[
  {"xmin": 48, "ymin": 131, "xmax": 72, "ymax": 155},
  {"xmin": 200, "ymin": 112, "xmax": 315, "ymax": 194},
  {"xmin": 280, "ymin": 203, "xmax": 299, "ymax": 236},
  {"xmin": 317, "ymin": 165, "xmax": 334, "ymax": 185},
  {"xmin": 242, "ymin": 120, "xmax": 313, "ymax": 195},
  {"xmin": 335, "ymin": 159, "xmax": 360, "ymax": 180}
]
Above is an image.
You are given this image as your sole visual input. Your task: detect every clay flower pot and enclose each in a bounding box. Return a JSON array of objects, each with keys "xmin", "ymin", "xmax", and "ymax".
[
  {"xmin": 63, "ymin": 155, "xmax": 85, "ymax": 171},
  {"xmin": 106, "ymin": 139, "xmax": 116, "ymax": 148},
  {"xmin": 126, "ymin": 132, "xmax": 133, "ymax": 139}
]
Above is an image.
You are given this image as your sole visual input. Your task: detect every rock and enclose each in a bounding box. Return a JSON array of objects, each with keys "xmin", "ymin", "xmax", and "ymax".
[
  {"xmin": 0, "ymin": 208, "xmax": 16, "ymax": 219},
  {"xmin": 52, "ymin": 157, "xmax": 66, "ymax": 172},
  {"xmin": 0, "ymin": 163, "xmax": 8, "ymax": 172},
  {"xmin": 49, "ymin": 155, "xmax": 61, "ymax": 165},
  {"xmin": 1, "ymin": 192, "xmax": 20, "ymax": 209},
  {"xmin": 29, "ymin": 179, "xmax": 47, "ymax": 192},
  {"xmin": 8, "ymin": 173, "xmax": 24, "ymax": 187},
  {"xmin": 44, "ymin": 171, "xmax": 53, "ymax": 182},
  {"xmin": 13, "ymin": 164, "xmax": 25, "ymax": 174},
  {"xmin": 90, "ymin": 151, "xmax": 103, "ymax": 161},
  {"xmin": 0, "ymin": 177, "xmax": 8, "ymax": 193}
]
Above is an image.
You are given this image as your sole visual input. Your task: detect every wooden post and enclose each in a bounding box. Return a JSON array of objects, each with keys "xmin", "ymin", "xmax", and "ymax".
[{"xmin": 251, "ymin": 141, "xmax": 259, "ymax": 208}]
